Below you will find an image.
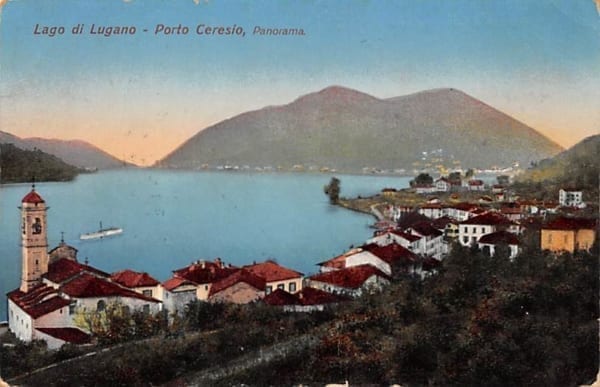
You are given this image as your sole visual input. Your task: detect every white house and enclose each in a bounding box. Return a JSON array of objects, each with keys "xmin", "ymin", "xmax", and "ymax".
[
  {"xmin": 459, "ymin": 212, "xmax": 520, "ymax": 247},
  {"xmin": 435, "ymin": 177, "xmax": 451, "ymax": 192},
  {"xmin": 559, "ymin": 188, "xmax": 585, "ymax": 208}
]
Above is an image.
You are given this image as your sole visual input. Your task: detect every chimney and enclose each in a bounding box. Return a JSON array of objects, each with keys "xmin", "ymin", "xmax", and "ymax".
[{"xmin": 201, "ymin": 260, "xmax": 206, "ymax": 269}]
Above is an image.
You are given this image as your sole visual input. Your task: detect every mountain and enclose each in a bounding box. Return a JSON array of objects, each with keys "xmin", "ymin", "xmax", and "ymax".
[
  {"xmin": 0, "ymin": 143, "xmax": 81, "ymax": 183},
  {"xmin": 516, "ymin": 134, "xmax": 599, "ymax": 192},
  {"xmin": 0, "ymin": 131, "xmax": 128, "ymax": 170},
  {"xmin": 159, "ymin": 86, "xmax": 563, "ymax": 173}
]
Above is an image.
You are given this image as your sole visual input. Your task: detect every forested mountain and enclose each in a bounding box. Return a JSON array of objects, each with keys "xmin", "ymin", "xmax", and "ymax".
[
  {"xmin": 0, "ymin": 131, "xmax": 128, "ymax": 170},
  {"xmin": 0, "ymin": 143, "xmax": 81, "ymax": 183}
]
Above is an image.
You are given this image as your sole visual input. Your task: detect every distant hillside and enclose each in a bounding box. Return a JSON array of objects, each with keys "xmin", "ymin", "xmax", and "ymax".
[
  {"xmin": 0, "ymin": 131, "xmax": 129, "ymax": 170},
  {"xmin": 0, "ymin": 143, "xmax": 81, "ymax": 183},
  {"xmin": 515, "ymin": 134, "xmax": 599, "ymax": 195},
  {"xmin": 159, "ymin": 86, "xmax": 563, "ymax": 173}
]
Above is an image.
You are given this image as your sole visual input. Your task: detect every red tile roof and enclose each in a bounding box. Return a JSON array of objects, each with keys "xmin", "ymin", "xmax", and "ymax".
[
  {"xmin": 478, "ymin": 231, "xmax": 520, "ymax": 245},
  {"xmin": 396, "ymin": 212, "xmax": 431, "ymax": 229},
  {"xmin": 362, "ymin": 242, "xmax": 417, "ymax": 265},
  {"xmin": 22, "ymin": 189, "xmax": 45, "ymax": 204},
  {"xmin": 45, "ymin": 258, "xmax": 109, "ymax": 284},
  {"xmin": 297, "ymin": 287, "xmax": 348, "ymax": 305},
  {"xmin": 390, "ymin": 230, "xmax": 421, "ymax": 242},
  {"xmin": 208, "ymin": 269, "xmax": 266, "ymax": 296},
  {"xmin": 61, "ymin": 273, "xmax": 158, "ymax": 302},
  {"xmin": 407, "ymin": 222, "xmax": 444, "ymax": 237},
  {"xmin": 162, "ymin": 277, "xmax": 196, "ymax": 291},
  {"xmin": 262, "ymin": 289, "xmax": 301, "ymax": 306},
  {"xmin": 309, "ymin": 265, "xmax": 390, "ymax": 290},
  {"xmin": 431, "ymin": 216, "xmax": 458, "ymax": 229},
  {"xmin": 422, "ymin": 257, "xmax": 442, "ymax": 271},
  {"xmin": 317, "ymin": 248, "xmax": 363, "ymax": 269},
  {"xmin": 36, "ymin": 327, "xmax": 91, "ymax": 344},
  {"xmin": 468, "ymin": 179, "xmax": 484, "ymax": 186},
  {"xmin": 7, "ymin": 285, "xmax": 71, "ymax": 319},
  {"xmin": 243, "ymin": 260, "xmax": 303, "ymax": 282},
  {"xmin": 111, "ymin": 270, "xmax": 160, "ymax": 288},
  {"xmin": 450, "ymin": 202, "xmax": 479, "ymax": 211},
  {"xmin": 173, "ymin": 260, "xmax": 238, "ymax": 285},
  {"xmin": 460, "ymin": 212, "xmax": 515, "ymax": 226},
  {"xmin": 543, "ymin": 217, "xmax": 597, "ymax": 231}
]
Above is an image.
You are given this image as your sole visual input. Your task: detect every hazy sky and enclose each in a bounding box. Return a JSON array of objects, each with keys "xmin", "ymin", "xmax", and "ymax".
[{"xmin": 1, "ymin": 0, "xmax": 598, "ymax": 165}]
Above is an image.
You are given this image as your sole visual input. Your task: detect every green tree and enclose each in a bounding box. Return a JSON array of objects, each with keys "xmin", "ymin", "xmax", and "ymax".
[
  {"xmin": 324, "ymin": 177, "xmax": 341, "ymax": 204},
  {"xmin": 410, "ymin": 173, "xmax": 433, "ymax": 187}
]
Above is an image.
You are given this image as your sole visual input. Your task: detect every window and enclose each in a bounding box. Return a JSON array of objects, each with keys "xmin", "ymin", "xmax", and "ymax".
[
  {"xmin": 265, "ymin": 286, "xmax": 272, "ymax": 294},
  {"xmin": 97, "ymin": 300, "xmax": 106, "ymax": 312},
  {"xmin": 481, "ymin": 227, "xmax": 485, "ymax": 234},
  {"xmin": 143, "ymin": 304, "xmax": 150, "ymax": 314},
  {"xmin": 548, "ymin": 234, "xmax": 552, "ymax": 243},
  {"xmin": 69, "ymin": 302, "xmax": 76, "ymax": 315},
  {"xmin": 143, "ymin": 289, "xmax": 153, "ymax": 297},
  {"xmin": 289, "ymin": 282, "xmax": 297, "ymax": 292},
  {"xmin": 277, "ymin": 284, "xmax": 285, "ymax": 290},
  {"xmin": 472, "ymin": 227, "xmax": 476, "ymax": 233},
  {"xmin": 463, "ymin": 236, "xmax": 469, "ymax": 244},
  {"xmin": 32, "ymin": 218, "xmax": 42, "ymax": 235}
]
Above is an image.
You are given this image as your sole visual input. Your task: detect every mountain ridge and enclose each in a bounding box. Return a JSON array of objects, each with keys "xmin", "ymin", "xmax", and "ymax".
[
  {"xmin": 0, "ymin": 131, "xmax": 130, "ymax": 170},
  {"xmin": 159, "ymin": 86, "xmax": 564, "ymax": 173}
]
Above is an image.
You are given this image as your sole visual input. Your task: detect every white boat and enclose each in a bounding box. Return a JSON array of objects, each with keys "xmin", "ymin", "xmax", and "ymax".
[{"xmin": 80, "ymin": 222, "xmax": 123, "ymax": 240}]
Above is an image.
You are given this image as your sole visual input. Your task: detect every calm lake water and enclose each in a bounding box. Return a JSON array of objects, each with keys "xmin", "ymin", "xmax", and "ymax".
[{"xmin": 0, "ymin": 169, "xmax": 411, "ymax": 320}]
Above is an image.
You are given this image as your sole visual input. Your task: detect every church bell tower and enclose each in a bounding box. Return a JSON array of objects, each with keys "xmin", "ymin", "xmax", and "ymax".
[{"xmin": 19, "ymin": 185, "xmax": 49, "ymax": 292}]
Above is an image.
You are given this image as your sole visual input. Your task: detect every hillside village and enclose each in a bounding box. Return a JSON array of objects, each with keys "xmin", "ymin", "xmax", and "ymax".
[{"xmin": 5, "ymin": 169, "xmax": 597, "ymax": 351}]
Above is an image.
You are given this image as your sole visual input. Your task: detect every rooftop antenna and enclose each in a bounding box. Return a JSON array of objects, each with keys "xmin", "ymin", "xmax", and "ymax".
[{"xmin": 60, "ymin": 231, "xmax": 65, "ymax": 244}]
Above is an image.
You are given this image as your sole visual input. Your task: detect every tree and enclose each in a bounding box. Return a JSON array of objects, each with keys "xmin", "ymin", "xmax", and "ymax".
[
  {"xmin": 465, "ymin": 168, "xmax": 475, "ymax": 179},
  {"xmin": 324, "ymin": 177, "xmax": 341, "ymax": 204},
  {"xmin": 497, "ymin": 175, "xmax": 510, "ymax": 185},
  {"xmin": 410, "ymin": 173, "xmax": 433, "ymax": 187}
]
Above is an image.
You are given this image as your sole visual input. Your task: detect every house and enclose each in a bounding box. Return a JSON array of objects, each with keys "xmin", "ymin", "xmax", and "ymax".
[
  {"xmin": 307, "ymin": 265, "xmax": 391, "ymax": 297},
  {"xmin": 243, "ymin": 260, "xmax": 303, "ymax": 294},
  {"xmin": 418, "ymin": 203, "xmax": 444, "ymax": 219},
  {"xmin": 405, "ymin": 222, "xmax": 445, "ymax": 259},
  {"xmin": 458, "ymin": 212, "xmax": 519, "ymax": 247},
  {"xmin": 443, "ymin": 202, "xmax": 480, "ymax": 222},
  {"xmin": 362, "ymin": 242, "xmax": 420, "ymax": 277},
  {"xmin": 366, "ymin": 230, "xmax": 422, "ymax": 253},
  {"xmin": 111, "ymin": 269, "xmax": 162, "ymax": 300},
  {"xmin": 559, "ymin": 188, "xmax": 585, "ymax": 208},
  {"xmin": 468, "ymin": 179, "xmax": 486, "ymax": 191},
  {"xmin": 7, "ymin": 187, "xmax": 162, "ymax": 349},
  {"xmin": 431, "ymin": 216, "xmax": 459, "ymax": 239},
  {"xmin": 172, "ymin": 258, "xmax": 238, "ymax": 300},
  {"xmin": 435, "ymin": 177, "xmax": 451, "ymax": 192},
  {"xmin": 540, "ymin": 216, "xmax": 597, "ymax": 253},
  {"xmin": 477, "ymin": 231, "xmax": 520, "ymax": 259},
  {"xmin": 318, "ymin": 246, "xmax": 393, "ymax": 276},
  {"xmin": 500, "ymin": 205, "xmax": 523, "ymax": 222},
  {"xmin": 207, "ymin": 269, "xmax": 266, "ymax": 304},
  {"xmin": 161, "ymin": 277, "xmax": 198, "ymax": 314}
]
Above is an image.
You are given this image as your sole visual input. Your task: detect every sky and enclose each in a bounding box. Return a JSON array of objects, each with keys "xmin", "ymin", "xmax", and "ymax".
[{"xmin": 0, "ymin": 0, "xmax": 598, "ymax": 166}]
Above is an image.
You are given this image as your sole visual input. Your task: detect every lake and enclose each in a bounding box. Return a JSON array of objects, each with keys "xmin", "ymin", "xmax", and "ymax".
[{"xmin": 0, "ymin": 169, "xmax": 411, "ymax": 320}]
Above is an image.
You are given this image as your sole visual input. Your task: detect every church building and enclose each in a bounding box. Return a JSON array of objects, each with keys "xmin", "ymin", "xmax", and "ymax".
[{"xmin": 7, "ymin": 186, "xmax": 162, "ymax": 349}]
